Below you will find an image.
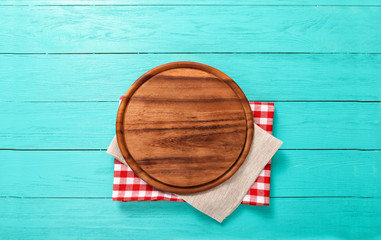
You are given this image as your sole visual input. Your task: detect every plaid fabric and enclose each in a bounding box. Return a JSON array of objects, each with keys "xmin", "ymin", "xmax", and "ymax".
[{"xmin": 113, "ymin": 101, "xmax": 275, "ymax": 206}]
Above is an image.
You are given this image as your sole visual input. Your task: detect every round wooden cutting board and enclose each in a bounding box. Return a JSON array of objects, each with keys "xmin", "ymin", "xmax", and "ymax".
[{"xmin": 116, "ymin": 62, "xmax": 253, "ymax": 194}]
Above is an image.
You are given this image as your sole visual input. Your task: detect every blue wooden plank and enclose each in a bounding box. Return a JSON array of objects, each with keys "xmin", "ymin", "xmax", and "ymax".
[
  {"xmin": 2, "ymin": 0, "xmax": 381, "ymax": 6},
  {"xmin": 0, "ymin": 102, "xmax": 379, "ymax": 149},
  {"xmin": 0, "ymin": 198, "xmax": 380, "ymax": 239},
  {"xmin": 1, "ymin": 54, "xmax": 380, "ymax": 101},
  {"xmin": 273, "ymin": 102, "xmax": 381, "ymax": 149},
  {"xmin": 0, "ymin": 150, "xmax": 379, "ymax": 198},
  {"xmin": 0, "ymin": 6, "xmax": 380, "ymax": 53}
]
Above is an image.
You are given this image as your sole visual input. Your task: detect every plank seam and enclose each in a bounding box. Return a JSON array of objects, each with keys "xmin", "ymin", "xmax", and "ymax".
[
  {"xmin": 0, "ymin": 52, "xmax": 380, "ymax": 55},
  {"xmin": 1, "ymin": 196, "xmax": 380, "ymax": 199},
  {"xmin": 2, "ymin": 4, "xmax": 381, "ymax": 7}
]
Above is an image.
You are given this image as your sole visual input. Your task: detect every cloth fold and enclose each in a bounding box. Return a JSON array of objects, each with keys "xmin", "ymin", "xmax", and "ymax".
[
  {"xmin": 107, "ymin": 124, "xmax": 282, "ymax": 223},
  {"xmin": 111, "ymin": 102, "xmax": 275, "ymax": 206},
  {"xmin": 107, "ymin": 98, "xmax": 282, "ymax": 222},
  {"xmin": 177, "ymin": 124, "xmax": 282, "ymax": 222}
]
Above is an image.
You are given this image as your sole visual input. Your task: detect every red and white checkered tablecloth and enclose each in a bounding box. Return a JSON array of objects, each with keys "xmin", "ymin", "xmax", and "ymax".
[{"xmin": 113, "ymin": 101, "xmax": 275, "ymax": 206}]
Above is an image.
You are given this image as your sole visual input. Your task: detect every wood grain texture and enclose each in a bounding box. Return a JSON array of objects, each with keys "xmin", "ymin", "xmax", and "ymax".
[
  {"xmin": 0, "ymin": 102, "xmax": 379, "ymax": 149},
  {"xmin": 0, "ymin": 150, "xmax": 380, "ymax": 198},
  {"xmin": 116, "ymin": 62, "xmax": 253, "ymax": 193},
  {"xmin": 0, "ymin": 6, "xmax": 380, "ymax": 53},
  {"xmin": 1, "ymin": 54, "xmax": 380, "ymax": 102},
  {"xmin": 0, "ymin": 198, "xmax": 380, "ymax": 239}
]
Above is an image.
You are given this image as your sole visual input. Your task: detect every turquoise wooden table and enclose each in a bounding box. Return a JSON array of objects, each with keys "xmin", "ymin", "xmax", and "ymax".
[{"xmin": 1, "ymin": 0, "xmax": 380, "ymax": 239}]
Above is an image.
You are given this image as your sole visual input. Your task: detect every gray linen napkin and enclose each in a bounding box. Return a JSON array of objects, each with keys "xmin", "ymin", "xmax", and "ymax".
[{"xmin": 107, "ymin": 123, "xmax": 282, "ymax": 222}]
